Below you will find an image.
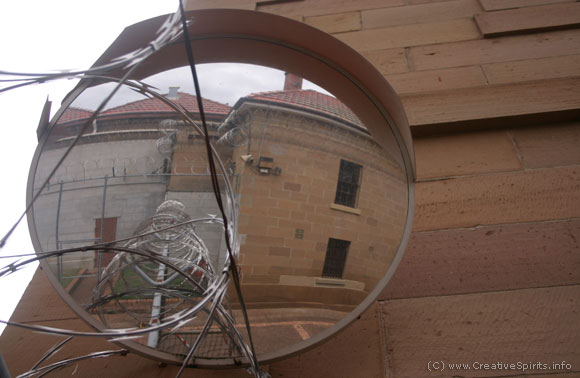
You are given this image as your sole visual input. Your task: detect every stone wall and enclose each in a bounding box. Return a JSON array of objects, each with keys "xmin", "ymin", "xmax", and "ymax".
[{"xmin": 2, "ymin": 1, "xmax": 579, "ymax": 377}]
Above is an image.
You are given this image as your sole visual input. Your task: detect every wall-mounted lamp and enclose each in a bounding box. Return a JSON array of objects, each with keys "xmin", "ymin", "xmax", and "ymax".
[{"xmin": 239, "ymin": 154, "xmax": 281, "ymax": 175}]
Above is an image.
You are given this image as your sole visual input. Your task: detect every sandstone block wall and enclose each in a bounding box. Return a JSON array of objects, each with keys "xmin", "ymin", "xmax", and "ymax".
[{"xmin": 2, "ymin": 1, "xmax": 578, "ymax": 377}]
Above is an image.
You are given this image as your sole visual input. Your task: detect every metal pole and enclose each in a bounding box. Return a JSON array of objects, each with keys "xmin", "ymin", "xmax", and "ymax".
[
  {"xmin": 147, "ymin": 245, "xmax": 168, "ymax": 348},
  {"xmin": 97, "ymin": 176, "xmax": 108, "ymax": 282},
  {"xmin": 56, "ymin": 182, "xmax": 64, "ymax": 283},
  {"xmin": 0, "ymin": 353, "xmax": 11, "ymax": 378}
]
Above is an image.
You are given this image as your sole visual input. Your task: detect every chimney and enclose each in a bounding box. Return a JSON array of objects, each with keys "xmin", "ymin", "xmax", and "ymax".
[
  {"xmin": 168, "ymin": 86, "xmax": 179, "ymax": 99},
  {"xmin": 283, "ymin": 73, "xmax": 303, "ymax": 91}
]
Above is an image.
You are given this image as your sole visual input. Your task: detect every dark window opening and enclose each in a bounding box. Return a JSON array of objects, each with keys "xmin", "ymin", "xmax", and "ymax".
[
  {"xmin": 334, "ymin": 159, "xmax": 362, "ymax": 208},
  {"xmin": 322, "ymin": 238, "xmax": 350, "ymax": 279}
]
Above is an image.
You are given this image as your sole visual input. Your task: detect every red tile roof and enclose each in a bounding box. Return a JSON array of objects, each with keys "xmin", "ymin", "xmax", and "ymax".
[
  {"xmin": 101, "ymin": 92, "xmax": 231, "ymax": 117},
  {"xmin": 57, "ymin": 107, "xmax": 93, "ymax": 124},
  {"xmin": 56, "ymin": 91, "xmax": 363, "ymax": 130},
  {"xmin": 241, "ymin": 89, "xmax": 364, "ymax": 129},
  {"xmin": 56, "ymin": 93, "xmax": 230, "ymax": 125}
]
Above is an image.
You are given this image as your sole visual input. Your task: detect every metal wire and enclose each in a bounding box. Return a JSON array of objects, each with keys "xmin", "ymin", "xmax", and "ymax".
[{"xmin": 0, "ymin": 3, "xmax": 268, "ymax": 377}]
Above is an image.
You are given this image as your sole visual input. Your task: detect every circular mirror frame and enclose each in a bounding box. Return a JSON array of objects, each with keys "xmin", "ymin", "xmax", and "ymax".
[{"xmin": 27, "ymin": 9, "xmax": 416, "ymax": 368}]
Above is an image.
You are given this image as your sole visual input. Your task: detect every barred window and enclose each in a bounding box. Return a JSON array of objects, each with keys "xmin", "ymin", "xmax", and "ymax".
[
  {"xmin": 334, "ymin": 159, "xmax": 362, "ymax": 208},
  {"xmin": 322, "ymin": 238, "xmax": 350, "ymax": 279}
]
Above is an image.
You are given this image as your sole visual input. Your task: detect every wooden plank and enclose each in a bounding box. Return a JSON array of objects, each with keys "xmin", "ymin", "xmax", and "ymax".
[
  {"xmin": 483, "ymin": 54, "xmax": 580, "ymax": 85},
  {"xmin": 362, "ymin": 0, "xmax": 481, "ymax": 29},
  {"xmin": 386, "ymin": 66, "xmax": 487, "ymax": 95},
  {"xmin": 408, "ymin": 29, "xmax": 580, "ymax": 71},
  {"xmin": 414, "ymin": 129, "xmax": 521, "ymax": 180},
  {"xmin": 381, "ymin": 285, "xmax": 580, "ymax": 377},
  {"xmin": 382, "ymin": 220, "xmax": 580, "ymax": 299},
  {"xmin": 402, "ymin": 77, "xmax": 580, "ymax": 128},
  {"xmin": 269, "ymin": 303, "xmax": 385, "ymax": 378},
  {"xmin": 510, "ymin": 121, "xmax": 580, "ymax": 169},
  {"xmin": 257, "ymin": 0, "xmax": 405, "ymax": 17},
  {"xmin": 361, "ymin": 48, "xmax": 409, "ymax": 75},
  {"xmin": 413, "ymin": 165, "xmax": 580, "ymax": 232},
  {"xmin": 304, "ymin": 11, "xmax": 361, "ymax": 34},
  {"xmin": 475, "ymin": 3, "xmax": 580, "ymax": 37},
  {"xmin": 480, "ymin": 0, "xmax": 576, "ymax": 11},
  {"xmin": 336, "ymin": 19, "xmax": 480, "ymax": 51}
]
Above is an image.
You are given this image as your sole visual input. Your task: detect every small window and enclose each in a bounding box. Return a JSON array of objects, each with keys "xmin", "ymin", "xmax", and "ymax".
[
  {"xmin": 322, "ymin": 238, "xmax": 350, "ymax": 279},
  {"xmin": 334, "ymin": 159, "xmax": 362, "ymax": 208}
]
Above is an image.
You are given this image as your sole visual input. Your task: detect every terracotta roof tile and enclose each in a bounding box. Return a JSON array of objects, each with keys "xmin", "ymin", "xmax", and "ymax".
[
  {"xmin": 101, "ymin": 92, "xmax": 231, "ymax": 117},
  {"xmin": 57, "ymin": 107, "xmax": 93, "ymax": 124},
  {"xmin": 243, "ymin": 89, "xmax": 364, "ymax": 128}
]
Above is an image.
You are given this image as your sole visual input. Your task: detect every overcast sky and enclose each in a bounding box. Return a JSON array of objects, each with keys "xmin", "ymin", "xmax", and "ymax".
[
  {"xmin": 0, "ymin": 1, "xmax": 332, "ymax": 337},
  {"xmin": 0, "ymin": 1, "xmax": 180, "ymax": 336}
]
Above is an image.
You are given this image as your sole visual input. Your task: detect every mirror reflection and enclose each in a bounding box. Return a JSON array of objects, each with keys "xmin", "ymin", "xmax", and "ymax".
[{"xmin": 30, "ymin": 63, "xmax": 408, "ymax": 361}]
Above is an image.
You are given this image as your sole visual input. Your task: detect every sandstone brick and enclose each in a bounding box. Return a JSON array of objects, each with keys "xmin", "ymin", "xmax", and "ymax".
[
  {"xmin": 269, "ymin": 246, "xmax": 291, "ymax": 257},
  {"xmin": 414, "ymin": 165, "xmax": 580, "ymax": 231},
  {"xmin": 268, "ymin": 207, "xmax": 290, "ymax": 219},
  {"xmin": 362, "ymin": 0, "xmax": 481, "ymax": 29},
  {"xmin": 290, "ymin": 210, "xmax": 306, "ymax": 220},
  {"xmin": 483, "ymin": 54, "xmax": 580, "ymax": 85},
  {"xmin": 257, "ymin": 0, "xmax": 405, "ymax": 17},
  {"xmin": 480, "ymin": 0, "xmax": 577, "ymax": 11},
  {"xmin": 360, "ymin": 47, "xmax": 409, "ymax": 75},
  {"xmin": 269, "ymin": 188, "xmax": 292, "ymax": 200},
  {"xmin": 407, "ymin": 0, "xmax": 457, "ymax": 3},
  {"xmin": 278, "ymin": 218, "xmax": 311, "ymax": 232},
  {"xmin": 290, "ymin": 248, "xmax": 307, "ymax": 258},
  {"xmin": 510, "ymin": 122, "xmax": 580, "ymax": 168},
  {"xmin": 246, "ymin": 235, "xmax": 284, "ymax": 246},
  {"xmin": 386, "ymin": 65, "xmax": 487, "ymax": 95},
  {"xmin": 186, "ymin": 0, "xmax": 256, "ymax": 10},
  {"xmin": 266, "ymin": 225, "xmax": 292, "ymax": 238},
  {"xmin": 275, "ymin": 199, "xmax": 301, "ymax": 211},
  {"xmin": 290, "ymin": 191, "xmax": 308, "ymax": 202},
  {"xmin": 269, "ymin": 303, "xmax": 385, "ymax": 378},
  {"xmin": 475, "ymin": 2, "xmax": 580, "ymax": 37},
  {"xmin": 337, "ymin": 18, "xmax": 480, "ymax": 51},
  {"xmin": 268, "ymin": 265, "xmax": 293, "ymax": 276},
  {"xmin": 382, "ymin": 219, "xmax": 580, "ymax": 299},
  {"xmin": 381, "ymin": 285, "xmax": 580, "ymax": 377},
  {"xmin": 7, "ymin": 269, "xmax": 78, "ymax": 323},
  {"xmin": 283, "ymin": 181, "xmax": 302, "ymax": 192},
  {"xmin": 402, "ymin": 77, "xmax": 580, "ymax": 129},
  {"xmin": 408, "ymin": 29, "xmax": 580, "ymax": 71},
  {"xmin": 414, "ymin": 129, "xmax": 522, "ymax": 179},
  {"xmin": 304, "ymin": 11, "xmax": 361, "ymax": 34}
]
